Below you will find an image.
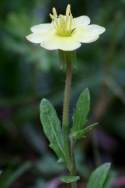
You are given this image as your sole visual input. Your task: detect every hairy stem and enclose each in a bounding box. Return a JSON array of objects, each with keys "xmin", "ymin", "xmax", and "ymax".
[
  {"xmin": 62, "ymin": 60, "xmax": 77, "ymax": 188},
  {"xmin": 62, "ymin": 62, "xmax": 72, "ymax": 128},
  {"xmin": 62, "ymin": 62, "xmax": 72, "ymax": 171}
]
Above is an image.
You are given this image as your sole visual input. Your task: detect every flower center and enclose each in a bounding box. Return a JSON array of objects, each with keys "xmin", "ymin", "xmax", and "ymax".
[{"xmin": 50, "ymin": 4, "xmax": 74, "ymax": 37}]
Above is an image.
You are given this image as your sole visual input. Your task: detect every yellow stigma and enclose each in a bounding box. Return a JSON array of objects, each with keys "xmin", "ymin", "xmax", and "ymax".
[{"xmin": 50, "ymin": 4, "xmax": 74, "ymax": 37}]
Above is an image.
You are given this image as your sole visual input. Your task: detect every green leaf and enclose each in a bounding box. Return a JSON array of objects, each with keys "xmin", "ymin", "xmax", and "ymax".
[
  {"xmin": 40, "ymin": 99, "xmax": 64, "ymax": 160},
  {"xmin": 60, "ymin": 176, "xmax": 80, "ymax": 183},
  {"xmin": 71, "ymin": 88, "xmax": 90, "ymax": 133},
  {"xmin": 72, "ymin": 123, "xmax": 98, "ymax": 140},
  {"xmin": 87, "ymin": 163, "xmax": 111, "ymax": 188}
]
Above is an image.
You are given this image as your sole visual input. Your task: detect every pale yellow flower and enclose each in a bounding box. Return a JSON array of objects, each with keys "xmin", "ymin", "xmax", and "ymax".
[{"xmin": 26, "ymin": 4, "xmax": 105, "ymax": 51}]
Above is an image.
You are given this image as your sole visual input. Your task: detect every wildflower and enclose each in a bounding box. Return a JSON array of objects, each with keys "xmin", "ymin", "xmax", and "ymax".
[{"xmin": 26, "ymin": 4, "xmax": 105, "ymax": 51}]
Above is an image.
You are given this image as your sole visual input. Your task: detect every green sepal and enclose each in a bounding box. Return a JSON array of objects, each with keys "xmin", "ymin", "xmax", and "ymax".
[
  {"xmin": 72, "ymin": 123, "xmax": 98, "ymax": 140},
  {"xmin": 71, "ymin": 88, "xmax": 90, "ymax": 134},
  {"xmin": 60, "ymin": 175, "xmax": 80, "ymax": 183},
  {"xmin": 87, "ymin": 163, "xmax": 111, "ymax": 188},
  {"xmin": 40, "ymin": 99, "xmax": 65, "ymax": 161},
  {"xmin": 59, "ymin": 50, "xmax": 76, "ymax": 66}
]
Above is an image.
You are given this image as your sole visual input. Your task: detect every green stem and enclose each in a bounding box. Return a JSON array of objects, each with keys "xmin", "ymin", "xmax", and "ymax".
[
  {"xmin": 62, "ymin": 59, "xmax": 77, "ymax": 188},
  {"xmin": 70, "ymin": 138, "xmax": 77, "ymax": 188},
  {"xmin": 62, "ymin": 62, "xmax": 72, "ymax": 171},
  {"xmin": 62, "ymin": 62, "xmax": 72, "ymax": 129}
]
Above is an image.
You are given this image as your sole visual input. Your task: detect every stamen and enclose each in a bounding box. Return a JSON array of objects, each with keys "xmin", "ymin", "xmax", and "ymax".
[
  {"xmin": 69, "ymin": 13, "xmax": 73, "ymax": 31},
  {"xmin": 52, "ymin": 7, "xmax": 57, "ymax": 17},
  {"xmin": 50, "ymin": 4, "xmax": 74, "ymax": 37},
  {"xmin": 50, "ymin": 13, "xmax": 54, "ymax": 20},
  {"xmin": 66, "ymin": 4, "xmax": 71, "ymax": 16}
]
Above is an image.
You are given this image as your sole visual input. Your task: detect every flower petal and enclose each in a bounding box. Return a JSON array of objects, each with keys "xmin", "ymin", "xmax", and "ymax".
[
  {"xmin": 74, "ymin": 16, "xmax": 90, "ymax": 27},
  {"xmin": 26, "ymin": 33, "xmax": 43, "ymax": 43},
  {"xmin": 26, "ymin": 33, "xmax": 47, "ymax": 43},
  {"xmin": 40, "ymin": 35, "xmax": 81, "ymax": 51},
  {"xmin": 26, "ymin": 29, "xmax": 55, "ymax": 44},
  {"xmin": 73, "ymin": 24, "xmax": 105, "ymax": 43},
  {"xmin": 31, "ymin": 23, "xmax": 53, "ymax": 33},
  {"xmin": 87, "ymin": 24, "xmax": 106, "ymax": 35}
]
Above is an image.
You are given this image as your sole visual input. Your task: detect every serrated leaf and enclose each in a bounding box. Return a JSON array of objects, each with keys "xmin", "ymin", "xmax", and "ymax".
[
  {"xmin": 60, "ymin": 176, "xmax": 80, "ymax": 183},
  {"xmin": 87, "ymin": 163, "xmax": 111, "ymax": 188},
  {"xmin": 72, "ymin": 123, "xmax": 98, "ymax": 140},
  {"xmin": 72, "ymin": 88, "xmax": 90, "ymax": 133},
  {"xmin": 40, "ymin": 99, "xmax": 64, "ymax": 160}
]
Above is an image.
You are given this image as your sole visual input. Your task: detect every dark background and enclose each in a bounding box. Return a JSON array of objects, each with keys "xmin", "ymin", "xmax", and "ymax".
[{"xmin": 0, "ymin": 0, "xmax": 125, "ymax": 187}]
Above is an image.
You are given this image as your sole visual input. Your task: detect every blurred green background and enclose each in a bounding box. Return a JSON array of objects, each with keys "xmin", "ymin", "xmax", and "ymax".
[{"xmin": 0, "ymin": 0, "xmax": 125, "ymax": 187}]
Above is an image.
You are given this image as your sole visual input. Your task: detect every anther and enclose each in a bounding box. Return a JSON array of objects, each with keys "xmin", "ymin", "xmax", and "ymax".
[
  {"xmin": 66, "ymin": 4, "xmax": 71, "ymax": 16},
  {"xmin": 52, "ymin": 7, "xmax": 57, "ymax": 17}
]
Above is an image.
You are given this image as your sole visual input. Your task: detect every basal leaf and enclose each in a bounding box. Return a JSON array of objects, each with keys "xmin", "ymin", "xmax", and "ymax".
[
  {"xmin": 40, "ymin": 99, "xmax": 64, "ymax": 160},
  {"xmin": 60, "ymin": 176, "xmax": 80, "ymax": 183},
  {"xmin": 87, "ymin": 163, "xmax": 111, "ymax": 188},
  {"xmin": 72, "ymin": 88, "xmax": 90, "ymax": 133}
]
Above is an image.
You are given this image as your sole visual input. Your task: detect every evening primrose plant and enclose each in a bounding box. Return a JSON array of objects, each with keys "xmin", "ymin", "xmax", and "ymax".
[{"xmin": 26, "ymin": 4, "xmax": 111, "ymax": 188}]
